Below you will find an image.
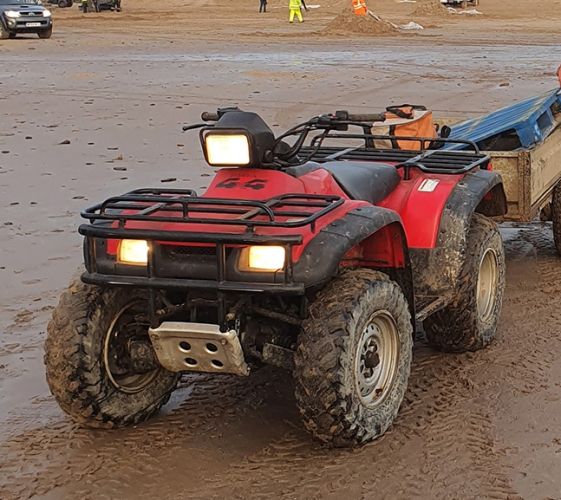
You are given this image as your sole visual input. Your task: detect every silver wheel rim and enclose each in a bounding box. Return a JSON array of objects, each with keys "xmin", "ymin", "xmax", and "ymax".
[
  {"xmin": 477, "ymin": 248, "xmax": 498, "ymax": 323},
  {"xmin": 354, "ymin": 311, "xmax": 400, "ymax": 408},
  {"xmin": 103, "ymin": 300, "xmax": 159, "ymax": 394}
]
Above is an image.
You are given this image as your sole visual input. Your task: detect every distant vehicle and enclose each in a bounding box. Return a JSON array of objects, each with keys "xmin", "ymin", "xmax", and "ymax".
[
  {"xmin": 0, "ymin": 0, "xmax": 53, "ymax": 39},
  {"xmin": 97, "ymin": 0, "xmax": 120, "ymax": 11},
  {"xmin": 79, "ymin": 0, "xmax": 120, "ymax": 12},
  {"xmin": 440, "ymin": 0, "xmax": 479, "ymax": 6},
  {"xmin": 47, "ymin": 0, "xmax": 72, "ymax": 8}
]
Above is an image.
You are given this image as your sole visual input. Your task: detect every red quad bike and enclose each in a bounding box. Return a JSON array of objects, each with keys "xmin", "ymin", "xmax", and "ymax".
[{"xmin": 45, "ymin": 108, "xmax": 507, "ymax": 446}]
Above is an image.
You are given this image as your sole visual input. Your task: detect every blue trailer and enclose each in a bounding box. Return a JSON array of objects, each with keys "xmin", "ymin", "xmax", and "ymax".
[
  {"xmin": 447, "ymin": 89, "xmax": 561, "ymax": 151},
  {"xmin": 446, "ymin": 88, "xmax": 561, "ymax": 253}
]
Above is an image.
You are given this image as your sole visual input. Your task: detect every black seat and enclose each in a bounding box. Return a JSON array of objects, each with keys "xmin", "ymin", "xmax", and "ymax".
[{"xmin": 321, "ymin": 161, "xmax": 400, "ymax": 205}]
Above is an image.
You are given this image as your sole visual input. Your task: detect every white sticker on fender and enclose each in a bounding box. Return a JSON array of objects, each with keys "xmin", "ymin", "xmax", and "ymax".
[{"xmin": 418, "ymin": 179, "xmax": 440, "ymax": 192}]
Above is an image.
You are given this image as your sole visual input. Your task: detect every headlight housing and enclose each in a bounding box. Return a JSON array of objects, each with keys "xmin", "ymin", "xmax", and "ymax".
[
  {"xmin": 203, "ymin": 131, "xmax": 251, "ymax": 167},
  {"xmin": 43, "ymin": 9, "xmax": 51, "ymax": 16},
  {"xmin": 4, "ymin": 10, "xmax": 21, "ymax": 17},
  {"xmin": 239, "ymin": 245, "xmax": 286, "ymax": 272},
  {"xmin": 199, "ymin": 110, "xmax": 276, "ymax": 168},
  {"xmin": 118, "ymin": 239, "xmax": 149, "ymax": 265}
]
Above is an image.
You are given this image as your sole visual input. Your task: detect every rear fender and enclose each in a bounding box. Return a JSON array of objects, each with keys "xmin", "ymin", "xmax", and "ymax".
[
  {"xmin": 293, "ymin": 206, "xmax": 415, "ymax": 325},
  {"xmin": 410, "ymin": 169, "xmax": 506, "ymax": 296}
]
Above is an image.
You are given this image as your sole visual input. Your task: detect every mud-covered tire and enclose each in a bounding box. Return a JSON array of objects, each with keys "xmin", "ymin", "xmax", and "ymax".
[
  {"xmin": 45, "ymin": 277, "xmax": 179, "ymax": 428},
  {"xmin": 551, "ymin": 181, "xmax": 561, "ymax": 256},
  {"xmin": 294, "ymin": 269, "xmax": 413, "ymax": 447},
  {"xmin": 424, "ymin": 213, "xmax": 505, "ymax": 352}
]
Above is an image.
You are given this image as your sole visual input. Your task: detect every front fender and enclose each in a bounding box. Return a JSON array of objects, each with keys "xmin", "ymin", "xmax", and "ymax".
[
  {"xmin": 293, "ymin": 206, "xmax": 404, "ymax": 286},
  {"xmin": 293, "ymin": 206, "xmax": 415, "ymax": 322}
]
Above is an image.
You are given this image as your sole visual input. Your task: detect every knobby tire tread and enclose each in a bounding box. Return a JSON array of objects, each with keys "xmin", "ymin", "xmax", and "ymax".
[
  {"xmin": 294, "ymin": 269, "xmax": 413, "ymax": 447},
  {"xmin": 45, "ymin": 277, "xmax": 178, "ymax": 428}
]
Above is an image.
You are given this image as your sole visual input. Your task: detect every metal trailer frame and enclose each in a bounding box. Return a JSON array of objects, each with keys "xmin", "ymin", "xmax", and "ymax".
[{"xmin": 490, "ymin": 125, "xmax": 561, "ymax": 222}]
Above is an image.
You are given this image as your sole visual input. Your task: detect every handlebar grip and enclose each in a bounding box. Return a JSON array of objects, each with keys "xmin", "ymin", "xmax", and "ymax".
[
  {"xmin": 201, "ymin": 112, "xmax": 220, "ymax": 121},
  {"xmin": 346, "ymin": 113, "xmax": 386, "ymax": 122}
]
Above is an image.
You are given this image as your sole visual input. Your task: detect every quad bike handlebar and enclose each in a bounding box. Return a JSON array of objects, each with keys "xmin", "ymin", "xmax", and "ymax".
[
  {"xmin": 333, "ymin": 111, "xmax": 387, "ymax": 123},
  {"xmin": 195, "ymin": 109, "xmax": 387, "ymax": 127},
  {"xmin": 182, "ymin": 108, "xmax": 482, "ymax": 171},
  {"xmin": 201, "ymin": 111, "xmax": 220, "ymax": 121}
]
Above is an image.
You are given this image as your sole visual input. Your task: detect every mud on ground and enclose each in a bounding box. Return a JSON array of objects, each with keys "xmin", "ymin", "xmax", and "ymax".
[{"xmin": 2, "ymin": 0, "xmax": 561, "ymax": 498}]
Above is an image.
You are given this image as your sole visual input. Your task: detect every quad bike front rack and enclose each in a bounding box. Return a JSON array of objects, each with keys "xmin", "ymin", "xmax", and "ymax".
[{"xmin": 81, "ymin": 188, "xmax": 344, "ymax": 233}]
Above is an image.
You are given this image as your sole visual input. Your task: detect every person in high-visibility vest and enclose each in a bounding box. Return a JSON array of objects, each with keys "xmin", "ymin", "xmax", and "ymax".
[
  {"xmin": 352, "ymin": 0, "xmax": 368, "ymax": 16},
  {"xmin": 289, "ymin": 0, "xmax": 303, "ymax": 23}
]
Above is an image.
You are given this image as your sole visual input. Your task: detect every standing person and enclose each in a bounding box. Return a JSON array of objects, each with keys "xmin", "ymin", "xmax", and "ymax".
[
  {"xmin": 259, "ymin": 0, "xmax": 267, "ymax": 13},
  {"xmin": 352, "ymin": 0, "xmax": 367, "ymax": 16},
  {"xmin": 289, "ymin": 0, "xmax": 303, "ymax": 23}
]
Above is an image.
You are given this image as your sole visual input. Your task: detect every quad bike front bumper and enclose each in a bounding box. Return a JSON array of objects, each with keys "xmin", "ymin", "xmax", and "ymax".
[{"xmin": 148, "ymin": 321, "xmax": 250, "ymax": 376}]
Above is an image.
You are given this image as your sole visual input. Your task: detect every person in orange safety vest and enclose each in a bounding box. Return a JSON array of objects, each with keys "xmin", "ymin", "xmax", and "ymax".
[{"xmin": 352, "ymin": 0, "xmax": 368, "ymax": 16}]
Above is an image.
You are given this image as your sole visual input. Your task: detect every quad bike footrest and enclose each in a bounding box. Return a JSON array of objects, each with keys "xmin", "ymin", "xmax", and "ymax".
[{"xmin": 148, "ymin": 322, "xmax": 249, "ymax": 376}]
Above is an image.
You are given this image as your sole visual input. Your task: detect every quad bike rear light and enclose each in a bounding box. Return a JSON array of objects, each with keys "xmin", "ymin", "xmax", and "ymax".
[
  {"xmin": 202, "ymin": 131, "xmax": 252, "ymax": 167},
  {"xmin": 239, "ymin": 245, "xmax": 286, "ymax": 272},
  {"xmin": 118, "ymin": 239, "xmax": 149, "ymax": 265}
]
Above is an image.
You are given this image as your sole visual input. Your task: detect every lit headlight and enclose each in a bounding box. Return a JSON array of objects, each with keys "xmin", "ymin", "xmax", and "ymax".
[
  {"xmin": 4, "ymin": 10, "xmax": 21, "ymax": 17},
  {"xmin": 239, "ymin": 246, "xmax": 286, "ymax": 272},
  {"xmin": 43, "ymin": 9, "xmax": 52, "ymax": 16},
  {"xmin": 118, "ymin": 239, "xmax": 149, "ymax": 265},
  {"xmin": 203, "ymin": 132, "xmax": 251, "ymax": 167}
]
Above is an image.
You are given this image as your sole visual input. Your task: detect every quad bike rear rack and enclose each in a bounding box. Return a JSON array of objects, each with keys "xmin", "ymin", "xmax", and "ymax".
[{"xmin": 301, "ymin": 134, "xmax": 490, "ymax": 177}]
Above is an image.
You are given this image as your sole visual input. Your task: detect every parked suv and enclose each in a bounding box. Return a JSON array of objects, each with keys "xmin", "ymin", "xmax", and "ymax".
[{"xmin": 0, "ymin": 0, "xmax": 52, "ymax": 39}]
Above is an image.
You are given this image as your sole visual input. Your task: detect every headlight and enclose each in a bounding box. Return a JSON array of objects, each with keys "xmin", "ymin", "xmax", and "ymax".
[
  {"xmin": 43, "ymin": 9, "xmax": 51, "ymax": 16},
  {"xmin": 203, "ymin": 132, "xmax": 251, "ymax": 167},
  {"xmin": 239, "ymin": 246, "xmax": 286, "ymax": 272},
  {"xmin": 4, "ymin": 10, "xmax": 21, "ymax": 17},
  {"xmin": 118, "ymin": 239, "xmax": 149, "ymax": 265}
]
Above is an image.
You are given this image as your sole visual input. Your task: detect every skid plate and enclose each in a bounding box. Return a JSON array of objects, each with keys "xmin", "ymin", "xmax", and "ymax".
[{"xmin": 149, "ymin": 322, "xmax": 249, "ymax": 376}]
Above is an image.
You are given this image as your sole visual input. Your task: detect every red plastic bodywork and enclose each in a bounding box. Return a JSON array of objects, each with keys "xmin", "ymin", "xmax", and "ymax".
[
  {"xmin": 378, "ymin": 169, "xmax": 461, "ymax": 248},
  {"xmin": 107, "ymin": 165, "xmax": 465, "ymax": 265}
]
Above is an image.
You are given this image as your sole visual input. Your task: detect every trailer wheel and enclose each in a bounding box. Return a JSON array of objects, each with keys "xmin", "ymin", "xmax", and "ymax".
[
  {"xmin": 45, "ymin": 277, "xmax": 179, "ymax": 428},
  {"xmin": 424, "ymin": 213, "xmax": 505, "ymax": 352},
  {"xmin": 551, "ymin": 181, "xmax": 561, "ymax": 256},
  {"xmin": 294, "ymin": 269, "xmax": 413, "ymax": 447}
]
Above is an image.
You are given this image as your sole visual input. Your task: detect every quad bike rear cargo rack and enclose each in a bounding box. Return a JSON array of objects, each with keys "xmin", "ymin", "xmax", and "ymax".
[{"xmin": 301, "ymin": 134, "xmax": 490, "ymax": 177}]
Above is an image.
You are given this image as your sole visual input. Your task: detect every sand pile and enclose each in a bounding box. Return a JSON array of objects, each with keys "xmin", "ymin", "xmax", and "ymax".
[
  {"xmin": 411, "ymin": 0, "xmax": 449, "ymax": 16},
  {"xmin": 325, "ymin": 7, "xmax": 398, "ymax": 34}
]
